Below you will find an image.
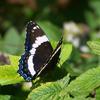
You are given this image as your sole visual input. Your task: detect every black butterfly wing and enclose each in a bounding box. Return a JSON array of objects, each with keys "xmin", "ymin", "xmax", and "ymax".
[
  {"xmin": 18, "ymin": 21, "xmax": 53, "ymax": 81},
  {"xmin": 36, "ymin": 37, "xmax": 62, "ymax": 77}
]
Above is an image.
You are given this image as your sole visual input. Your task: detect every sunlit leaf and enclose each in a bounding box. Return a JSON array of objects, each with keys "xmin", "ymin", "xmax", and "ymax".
[
  {"xmin": 27, "ymin": 74, "xmax": 70, "ymax": 100},
  {"xmin": 65, "ymin": 66, "xmax": 100, "ymax": 97},
  {"xmin": 60, "ymin": 44, "xmax": 72, "ymax": 65},
  {"xmin": 0, "ymin": 55, "xmax": 24, "ymax": 85},
  {"xmin": 87, "ymin": 41, "xmax": 100, "ymax": 55}
]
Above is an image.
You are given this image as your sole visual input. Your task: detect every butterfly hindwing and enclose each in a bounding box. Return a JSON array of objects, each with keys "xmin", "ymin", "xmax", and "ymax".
[{"xmin": 18, "ymin": 21, "xmax": 62, "ymax": 81}]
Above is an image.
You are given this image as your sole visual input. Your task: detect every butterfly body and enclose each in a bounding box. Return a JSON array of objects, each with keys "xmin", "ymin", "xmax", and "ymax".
[{"xmin": 18, "ymin": 21, "xmax": 62, "ymax": 81}]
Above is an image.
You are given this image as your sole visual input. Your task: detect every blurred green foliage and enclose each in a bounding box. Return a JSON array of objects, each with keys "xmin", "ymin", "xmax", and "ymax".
[{"xmin": 0, "ymin": 0, "xmax": 100, "ymax": 100}]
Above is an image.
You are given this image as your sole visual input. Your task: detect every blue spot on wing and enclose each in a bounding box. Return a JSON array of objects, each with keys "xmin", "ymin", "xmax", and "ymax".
[{"xmin": 18, "ymin": 53, "xmax": 33, "ymax": 81}]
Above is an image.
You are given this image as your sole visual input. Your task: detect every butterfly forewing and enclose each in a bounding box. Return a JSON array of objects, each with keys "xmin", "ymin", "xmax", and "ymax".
[{"xmin": 25, "ymin": 21, "xmax": 53, "ymax": 52}]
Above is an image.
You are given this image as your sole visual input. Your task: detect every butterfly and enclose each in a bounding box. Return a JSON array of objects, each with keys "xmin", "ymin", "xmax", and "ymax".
[{"xmin": 17, "ymin": 21, "xmax": 62, "ymax": 81}]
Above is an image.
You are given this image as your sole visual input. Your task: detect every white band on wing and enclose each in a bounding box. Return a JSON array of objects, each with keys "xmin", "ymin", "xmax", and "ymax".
[{"xmin": 28, "ymin": 35, "xmax": 49, "ymax": 76}]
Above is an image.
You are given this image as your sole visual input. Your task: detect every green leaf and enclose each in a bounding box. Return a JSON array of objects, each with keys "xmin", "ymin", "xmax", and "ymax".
[
  {"xmin": 65, "ymin": 66, "xmax": 100, "ymax": 97},
  {"xmin": 0, "ymin": 40, "xmax": 4, "ymax": 52},
  {"xmin": 87, "ymin": 41, "xmax": 100, "ymax": 55},
  {"xmin": 85, "ymin": 11, "xmax": 98, "ymax": 29},
  {"xmin": 37, "ymin": 21, "xmax": 62, "ymax": 41},
  {"xmin": 60, "ymin": 44, "xmax": 72, "ymax": 65},
  {"xmin": 0, "ymin": 95, "xmax": 11, "ymax": 100},
  {"xmin": 90, "ymin": 1, "xmax": 100, "ymax": 16},
  {"xmin": 27, "ymin": 74, "xmax": 70, "ymax": 100},
  {"xmin": 50, "ymin": 41, "xmax": 58, "ymax": 49},
  {"xmin": 0, "ymin": 55, "xmax": 24, "ymax": 85},
  {"xmin": 3, "ymin": 27, "xmax": 21, "ymax": 54},
  {"xmin": 96, "ymin": 87, "xmax": 100, "ymax": 100},
  {"xmin": 28, "ymin": 67, "xmax": 99, "ymax": 100}
]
